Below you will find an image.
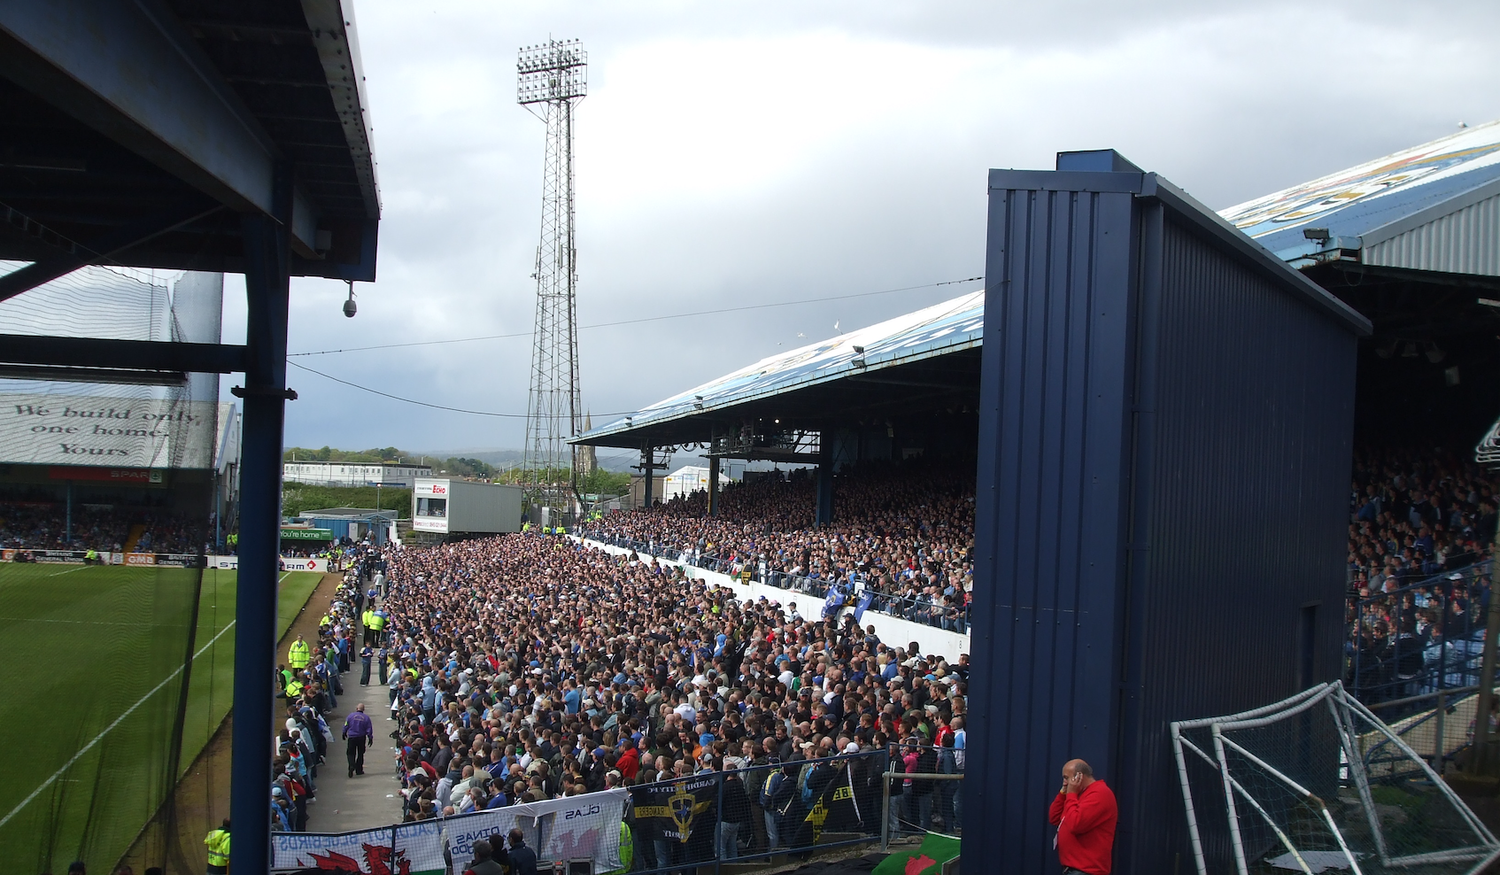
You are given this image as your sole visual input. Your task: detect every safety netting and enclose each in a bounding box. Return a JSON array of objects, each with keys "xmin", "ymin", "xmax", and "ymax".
[{"xmin": 0, "ymin": 265, "xmax": 230, "ymax": 875}]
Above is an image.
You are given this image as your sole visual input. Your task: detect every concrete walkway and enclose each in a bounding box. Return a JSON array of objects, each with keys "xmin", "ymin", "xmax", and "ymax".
[{"xmin": 306, "ymin": 656, "xmax": 404, "ymax": 833}]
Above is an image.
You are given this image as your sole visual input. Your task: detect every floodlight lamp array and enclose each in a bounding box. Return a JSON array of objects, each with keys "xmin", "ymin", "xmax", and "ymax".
[{"xmin": 517, "ymin": 39, "xmax": 588, "ymax": 104}]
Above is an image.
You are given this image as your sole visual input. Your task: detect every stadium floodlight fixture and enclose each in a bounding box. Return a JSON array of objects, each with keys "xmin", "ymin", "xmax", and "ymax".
[
  {"xmin": 517, "ymin": 39, "xmax": 587, "ymax": 105},
  {"xmin": 1302, "ymin": 227, "xmax": 1330, "ymax": 244}
]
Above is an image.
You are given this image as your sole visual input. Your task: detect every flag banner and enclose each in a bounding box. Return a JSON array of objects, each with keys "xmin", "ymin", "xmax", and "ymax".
[
  {"xmin": 443, "ymin": 789, "xmax": 628, "ymax": 873},
  {"xmin": 631, "ymin": 774, "xmax": 718, "ymax": 844},
  {"xmin": 853, "ymin": 590, "xmax": 875, "ymax": 623},
  {"xmin": 271, "ymin": 828, "xmax": 420, "ymax": 874},
  {"xmin": 539, "ymin": 788, "xmax": 628, "ymax": 869},
  {"xmin": 823, "ymin": 585, "xmax": 846, "ymax": 619},
  {"xmin": 389, "ymin": 819, "xmax": 447, "ymax": 875},
  {"xmin": 791, "ymin": 764, "xmax": 864, "ymax": 848}
]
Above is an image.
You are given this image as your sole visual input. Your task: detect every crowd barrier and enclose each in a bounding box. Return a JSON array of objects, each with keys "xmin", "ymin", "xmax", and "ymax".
[
  {"xmin": 582, "ymin": 538, "xmax": 971, "ymax": 661},
  {"xmin": 627, "ymin": 750, "xmax": 886, "ymax": 874},
  {"xmin": 1348, "ymin": 560, "xmax": 1490, "ymax": 708},
  {"xmin": 271, "ymin": 788, "xmax": 628, "ymax": 875}
]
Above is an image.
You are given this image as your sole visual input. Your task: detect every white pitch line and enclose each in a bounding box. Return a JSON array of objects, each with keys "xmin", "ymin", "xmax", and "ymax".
[
  {"xmin": 0, "ymin": 570, "xmax": 294, "ymax": 829},
  {"xmin": 48, "ymin": 567, "xmax": 87, "ymax": 577}
]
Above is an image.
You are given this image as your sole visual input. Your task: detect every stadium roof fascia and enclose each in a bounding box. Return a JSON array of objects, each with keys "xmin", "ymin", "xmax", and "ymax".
[
  {"xmin": 0, "ymin": 0, "xmax": 381, "ymax": 284},
  {"xmin": 1219, "ymin": 120, "xmax": 1500, "ymax": 277},
  {"xmin": 573, "ymin": 290, "xmax": 985, "ymax": 449}
]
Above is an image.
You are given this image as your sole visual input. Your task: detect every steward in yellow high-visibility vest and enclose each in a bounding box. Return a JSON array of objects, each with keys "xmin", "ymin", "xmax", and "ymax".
[
  {"xmin": 205, "ymin": 819, "xmax": 231, "ymax": 874},
  {"xmin": 285, "ymin": 677, "xmax": 305, "ymax": 699},
  {"xmin": 288, "ymin": 635, "xmax": 311, "ymax": 669},
  {"xmin": 603, "ymin": 821, "xmax": 633, "ymax": 874}
]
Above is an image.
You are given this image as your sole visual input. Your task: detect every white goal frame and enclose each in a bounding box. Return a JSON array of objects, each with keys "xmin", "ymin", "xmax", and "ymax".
[{"xmin": 1170, "ymin": 681, "xmax": 1500, "ymax": 875}]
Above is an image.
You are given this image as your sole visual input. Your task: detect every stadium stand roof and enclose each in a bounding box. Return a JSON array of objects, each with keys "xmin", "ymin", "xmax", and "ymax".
[
  {"xmin": 584, "ymin": 125, "xmax": 1500, "ymax": 455},
  {"xmin": 0, "ymin": 0, "xmax": 380, "ymax": 293},
  {"xmin": 1221, "ymin": 120, "xmax": 1500, "ymax": 276},
  {"xmin": 575, "ymin": 290, "xmax": 983, "ymax": 449}
]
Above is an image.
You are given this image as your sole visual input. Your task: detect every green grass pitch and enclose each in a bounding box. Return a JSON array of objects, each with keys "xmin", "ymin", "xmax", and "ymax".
[{"xmin": 0, "ymin": 562, "xmax": 321, "ymax": 873}]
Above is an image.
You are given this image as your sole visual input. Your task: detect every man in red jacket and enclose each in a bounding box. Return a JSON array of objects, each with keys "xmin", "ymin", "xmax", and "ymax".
[{"xmin": 1047, "ymin": 759, "xmax": 1117, "ymax": 875}]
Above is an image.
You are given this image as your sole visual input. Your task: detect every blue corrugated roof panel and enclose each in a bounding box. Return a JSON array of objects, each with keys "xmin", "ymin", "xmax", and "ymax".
[
  {"xmin": 580, "ymin": 289, "xmax": 983, "ymax": 440},
  {"xmin": 1219, "ymin": 120, "xmax": 1500, "ymax": 264}
]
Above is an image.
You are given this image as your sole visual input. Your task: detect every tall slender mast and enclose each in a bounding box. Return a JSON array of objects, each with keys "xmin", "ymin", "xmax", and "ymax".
[{"xmin": 517, "ymin": 39, "xmax": 586, "ymax": 513}]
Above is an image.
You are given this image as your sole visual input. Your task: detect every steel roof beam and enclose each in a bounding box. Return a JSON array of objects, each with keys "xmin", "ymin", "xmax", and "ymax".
[
  {"xmin": 0, "ymin": 205, "xmax": 221, "ymax": 302},
  {"xmin": 0, "ymin": 334, "xmax": 247, "ymax": 373},
  {"xmin": 0, "ymin": 0, "xmax": 321, "ymax": 256}
]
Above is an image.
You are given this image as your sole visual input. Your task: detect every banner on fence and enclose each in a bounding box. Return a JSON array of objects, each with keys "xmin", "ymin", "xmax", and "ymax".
[
  {"xmin": 390, "ymin": 818, "xmax": 447, "ymax": 875},
  {"xmin": 790, "ymin": 765, "xmax": 864, "ymax": 847},
  {"xmin": 270, "ymin": 828, "xmax": 427, "ymax": 874},
  {"xmin": 271, "ymin": 788, "xmax": 629, "ymax": 875},
  {"xmin": 632, "ymin": 775, "xmax": 717, "ymax": 844},
  {"xmin": 442, "ymin": 789, "xmax": 627, "ymax": 872}
]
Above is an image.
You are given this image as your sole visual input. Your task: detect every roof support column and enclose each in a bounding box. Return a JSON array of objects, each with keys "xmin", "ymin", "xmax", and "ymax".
[
  {"xmin": 230, "ymin": 164, "xmax": 293, "ymax": 875},
  {"xmin": 707, "ymin": 456, "xmax": 720, "ymax": 517},
  {"xmin": 641, "ymin": 444, "xmax": 655, "ymax": 508},
  {"xmin": 815, "ymin": 432, "xmax": 833, "ymax": 525}
]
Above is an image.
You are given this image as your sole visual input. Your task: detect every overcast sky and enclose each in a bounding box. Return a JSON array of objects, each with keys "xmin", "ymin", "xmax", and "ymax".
[{"xmin": 231, "ymin": 0, "xmax": 1500, "ymax": 457}]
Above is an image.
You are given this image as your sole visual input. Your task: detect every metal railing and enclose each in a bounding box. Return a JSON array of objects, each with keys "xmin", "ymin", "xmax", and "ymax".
[
  {"xmin": 1346, "ymin": 560, "xmax": 1491, "ymax": 707},
  {"xmin": 626, "ymin": 750, "xmax": 890, "ymax": 874}
]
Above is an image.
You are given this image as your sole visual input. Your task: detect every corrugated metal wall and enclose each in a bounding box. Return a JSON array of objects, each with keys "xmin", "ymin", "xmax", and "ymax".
[
  {"xmin": 1364, "ymin": 192, "xmax": 1500, "ymax": 276},
  {"xmin": 968, "ymin": 164, "xmax": 1360, "ymax": 874},
  {"xmin": 970, "ymin": 175, "xmax": 1142, "ymax": 873},
  {"xmin": 1115, "ymin": 212, "xmax": 1356, "ymax": 871}
]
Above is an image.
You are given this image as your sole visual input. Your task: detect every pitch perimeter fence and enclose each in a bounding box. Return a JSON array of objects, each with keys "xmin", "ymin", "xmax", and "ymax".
[{"xmin": 272, "ymin": 750, "xmax": 962, "ymax": 874}]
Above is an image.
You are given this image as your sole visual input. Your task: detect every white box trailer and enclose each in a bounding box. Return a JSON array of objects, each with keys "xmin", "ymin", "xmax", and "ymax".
[{"xmin": 411, "ymin": 478, "xmax": 523, "ymax": 537}]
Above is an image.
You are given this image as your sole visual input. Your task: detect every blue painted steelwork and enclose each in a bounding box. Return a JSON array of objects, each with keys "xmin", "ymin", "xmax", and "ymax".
[
  {"xmin": 966, "ymin": 151, "xmax": 1369, "ymax": 874},
  {"xmin": 0, "ymin": 0, "xmax": 320, "ymax": 253}
]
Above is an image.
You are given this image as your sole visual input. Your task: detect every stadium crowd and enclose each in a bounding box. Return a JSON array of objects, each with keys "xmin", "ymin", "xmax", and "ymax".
[
  {"xmin": 582, "ymin": 460, "xmax": 976, "ymax": 632},
  {"xmin": 278, "ymin": 533, "xmax": 969, "ymax": 864},
  {"xmin": 1344, "ymin": 448, "xmax": 1499, "ymax": 702},
  {"xmin": 0, "ymin": 499, "xmax": 201, "ymax": 555}
]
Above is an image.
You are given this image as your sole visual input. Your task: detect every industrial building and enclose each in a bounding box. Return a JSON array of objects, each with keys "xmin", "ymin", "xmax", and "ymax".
[{"xmin": 281, "ymin": 458, "xmax": 431, "ymax": 487}]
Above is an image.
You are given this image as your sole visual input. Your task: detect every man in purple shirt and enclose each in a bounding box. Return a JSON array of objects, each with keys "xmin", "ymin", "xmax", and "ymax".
[{"xmin": 343, "ymin": 703, "xmax": 375, "ymax": 777}]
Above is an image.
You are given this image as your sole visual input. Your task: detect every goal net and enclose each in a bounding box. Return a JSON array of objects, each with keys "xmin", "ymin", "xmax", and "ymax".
[{"xmin": 1171, "ymin": 682, "xmax": 1499, "ymax": 875}]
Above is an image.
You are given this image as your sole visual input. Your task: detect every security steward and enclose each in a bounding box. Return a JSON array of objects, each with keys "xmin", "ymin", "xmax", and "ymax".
[
  {"xmin": 288, "ymin": 634, "xmax": 311, "ymax": 670},
  {"xmin": 204, "ymin": 818, "xmax": 230, "ymax": 875}
]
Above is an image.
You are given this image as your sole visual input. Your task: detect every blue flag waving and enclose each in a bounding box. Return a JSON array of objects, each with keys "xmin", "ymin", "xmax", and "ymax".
[
  {"xmin": 853, "ymin": 590, "xmax": 875, "ymax": 624},
  {"xmin": 822, "ymin": 584, "xmax": 845, "ymax": 619}
]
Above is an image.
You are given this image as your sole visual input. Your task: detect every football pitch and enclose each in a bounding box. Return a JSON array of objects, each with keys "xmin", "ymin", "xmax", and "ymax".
[{"xmin": 0, "ymin": 562, "xmax": 322, "ymax": 873}]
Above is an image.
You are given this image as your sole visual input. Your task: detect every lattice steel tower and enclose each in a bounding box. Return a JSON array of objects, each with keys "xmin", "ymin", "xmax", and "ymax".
[{"xmin": 517, "ymin": 39, "xmax": 586, "ymax": 510}]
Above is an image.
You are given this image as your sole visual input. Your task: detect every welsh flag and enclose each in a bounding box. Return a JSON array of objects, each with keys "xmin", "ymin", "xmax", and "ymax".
[{"xmin": 872, "ymin": 833, "xmax": 961, "ymax": 875}]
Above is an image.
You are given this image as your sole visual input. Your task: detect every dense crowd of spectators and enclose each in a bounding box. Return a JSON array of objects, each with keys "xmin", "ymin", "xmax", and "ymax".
[
  {"xmin": 354, "ymin": 533, "xmax": 966, "ymax": 861},
  {"xmin": 0, "ymin": 499, "xmax": 201, "ymax": 554},
  {"xmin": 1345, "ymin": 448, "xmax": 1498, "ymax": 703},
  {"xmin": 582, "ymin": 460, "xmax": 975, "ymax": 631}
]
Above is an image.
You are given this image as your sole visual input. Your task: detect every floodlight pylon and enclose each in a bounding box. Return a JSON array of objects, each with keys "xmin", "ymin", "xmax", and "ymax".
[{"xmin": 517, "ymin": 39, "xmax": 586, "ymax": 515}]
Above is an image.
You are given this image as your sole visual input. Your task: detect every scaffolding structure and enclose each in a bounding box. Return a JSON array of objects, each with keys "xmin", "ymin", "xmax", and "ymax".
[{"xmin": 517, "ymin": 38, "xmax": 586, "ymax": 514}]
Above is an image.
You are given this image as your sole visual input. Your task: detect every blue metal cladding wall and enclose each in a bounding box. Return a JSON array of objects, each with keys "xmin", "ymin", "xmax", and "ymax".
[
  {"xmin": 967, "ymin": 164, "xmax": 1363, "ymax": 874},
  {"xmin": 969, "ymin": 172, "xmax": 1143, "ymax": 873},
  {"xmin": 1112, "ymin": 207, "xmax": 1358, "ymax": 872}
]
